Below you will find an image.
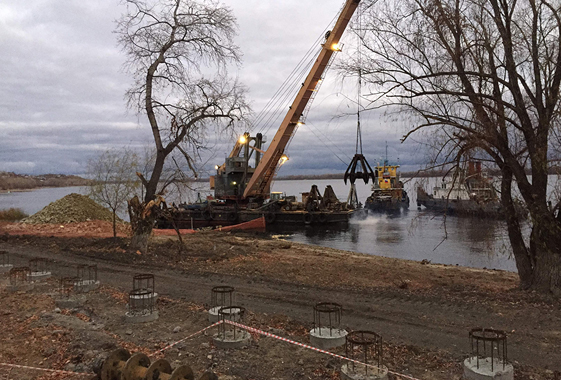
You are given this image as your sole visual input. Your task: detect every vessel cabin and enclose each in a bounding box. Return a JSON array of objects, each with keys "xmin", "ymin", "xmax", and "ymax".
[
  {"xmin": 433, "ymin": 176, "xmax": 496, "ymax": 201},
  {"xmin": 373, "ymin": 164, "xmax": 401, "ymax": 190},
  {"xmin": 433, "ymin": 181, "xmax": 472, "ymax": 200}
]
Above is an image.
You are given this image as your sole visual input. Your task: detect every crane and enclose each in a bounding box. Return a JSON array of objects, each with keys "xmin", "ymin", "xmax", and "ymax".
[{"xmin": 212, "ymin": 0, "xmax": 361, "ymax": 203}]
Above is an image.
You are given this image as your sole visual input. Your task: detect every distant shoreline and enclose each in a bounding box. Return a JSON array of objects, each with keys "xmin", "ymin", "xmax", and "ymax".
[
  {"xmin": 0, "ymin": 186, "xmax": 85, "ymax": 194},
  {"xmin": 6, "ymin": 166, "xmax": 558, "ymax": 190},
  {"xmin": 0, "ymin": 189, "xmax": 34, "ymax": 194},
  {"xmin": 0, "ymin": 171, "xmax": 90, "ymax": 192}
]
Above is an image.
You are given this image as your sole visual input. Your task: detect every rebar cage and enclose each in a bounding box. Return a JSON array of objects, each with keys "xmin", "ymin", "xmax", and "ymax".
[
  {"xmin": 77, "ymin": 264, "xmax": 98, "ymax": 284},
  {"xmin": 0, "ymin": 251, "xmax": 9, "ymax": 266},
  {"xmin": 9, "ymin": 267, "xmax": 30, "ymax": 286},
  {"xmin": 218, "ymin": 306, "xmax": 246, "ymax": 341},
  {"xmin": 133, "ymin": 273, "xmax": 154, "ymax": 293},
  {"xmin": 211, "ymin": 286, "xmax": 235, "ymax": 308},
  {"xmin": 313, "ymin": 302, "xmax": 342, "ymax": 337},
  {"xmin": 129, "ymin": 289, "xmax": 156, "ymax": 314},
  {"xmin": 469, "ymin": 328, "xmax": 508, "ymax": 371},
  {"xmin": 29, "ymin": 258, "xmax": 49, "ymax": 274},
  {"xmin": 59, "ymin": 276, "xmax": 80, "ymax": 298},
  {"xmin": 345, "ymin": 330, "xmax": 384, "ymax": 376}
]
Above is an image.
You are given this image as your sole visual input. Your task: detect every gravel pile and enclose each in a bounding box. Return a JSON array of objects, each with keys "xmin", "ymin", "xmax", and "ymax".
[{"xmin": 22, "ymin": 193, "xmax": 122, "ymax": 224}]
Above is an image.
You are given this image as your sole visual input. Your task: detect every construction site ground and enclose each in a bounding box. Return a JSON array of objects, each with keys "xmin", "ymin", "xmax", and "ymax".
[{"xmin": 0, "ymin": 221, "xmax": 559, "ymax": 380}]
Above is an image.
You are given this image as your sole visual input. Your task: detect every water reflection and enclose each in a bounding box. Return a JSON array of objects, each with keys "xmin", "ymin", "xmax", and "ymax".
[{"xmin": 276, "ymin": 205, "xmax": 517, "ymax": 272}]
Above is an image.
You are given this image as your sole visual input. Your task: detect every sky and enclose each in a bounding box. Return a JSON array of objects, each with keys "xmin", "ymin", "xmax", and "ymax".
[{"xmin": 0, "ymin": 0, "xmax": 424, "ymax": 177}]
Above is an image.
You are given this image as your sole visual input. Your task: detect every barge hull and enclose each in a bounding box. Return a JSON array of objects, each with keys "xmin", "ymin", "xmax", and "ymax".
[
  {"xmin": 156, "ymin": 210, "xmax": 353, "ymax": 229},
  {"xmin": 415, "ymin": 188, "xmax": 525, "ymax": 218}
]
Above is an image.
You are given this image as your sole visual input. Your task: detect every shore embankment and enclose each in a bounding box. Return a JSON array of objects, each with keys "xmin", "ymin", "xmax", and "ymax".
[{"xmin": 0, "ymin": 221, "xmax": 559, "ymax": 378}]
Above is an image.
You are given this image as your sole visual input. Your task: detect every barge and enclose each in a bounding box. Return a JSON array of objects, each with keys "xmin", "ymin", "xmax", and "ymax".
[
  {"xmin": 155, "ymin": 0, "xmax": 362, "ymax": 229},
  {"xmin": 156, "ymin": 185, "xmax": 354, "ymax": 229},
  {"xmin": 416, "ymin": 161, "xmax": 526, "ymax": 218}
]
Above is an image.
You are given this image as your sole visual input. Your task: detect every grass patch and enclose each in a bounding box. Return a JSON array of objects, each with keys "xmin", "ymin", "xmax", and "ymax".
[{"xmin": 0, "ymin": 208, "xmax": 28, "ymax": 221}]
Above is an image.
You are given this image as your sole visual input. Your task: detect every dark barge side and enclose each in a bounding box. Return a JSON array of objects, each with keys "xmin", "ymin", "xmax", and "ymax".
[{"xmin": 156, "ymin": 184, "xmax": 354, "ymax": 230}]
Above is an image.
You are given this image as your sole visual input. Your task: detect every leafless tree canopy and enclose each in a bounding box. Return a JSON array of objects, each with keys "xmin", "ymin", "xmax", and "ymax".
[
  {"xmin": 116, "ymin": 0, "xmax": 248, "ymax": 190},
  {"xmin": 116, "ymin": 0, "xmax": 250, "ymax": 249},
  {"xmin": 350, "ymin": 0, "xmax": 561, "ymax": 293},
  {"xmin": 87, "ymin": 148, "xmax": 140, "ymax": 237}
]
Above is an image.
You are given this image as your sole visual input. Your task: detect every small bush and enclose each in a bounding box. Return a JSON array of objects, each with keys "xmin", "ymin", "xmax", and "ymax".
[{"xmin": 0, "ymin": 208, "xmax": 29, "ymax": 221}]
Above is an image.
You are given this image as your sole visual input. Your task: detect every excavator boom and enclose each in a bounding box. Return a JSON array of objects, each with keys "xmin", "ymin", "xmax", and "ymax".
[{"xmin": 243, "ymin": 0, "xmax": 361, "ymax": 199}]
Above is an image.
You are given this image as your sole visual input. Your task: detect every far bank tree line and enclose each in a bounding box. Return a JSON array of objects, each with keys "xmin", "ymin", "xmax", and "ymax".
[
  {"xmin": 90, "ymin": 0, "xmax": 561, "ymax": 296},
  {"xmin": 0, "ymin": 172, "xmax": 90, "ymax": 191}
]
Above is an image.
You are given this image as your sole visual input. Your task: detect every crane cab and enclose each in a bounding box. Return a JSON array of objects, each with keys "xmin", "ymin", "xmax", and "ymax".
[{"xmin": 211, "ymin": 133, "xmax": 266, "ymax": 199}]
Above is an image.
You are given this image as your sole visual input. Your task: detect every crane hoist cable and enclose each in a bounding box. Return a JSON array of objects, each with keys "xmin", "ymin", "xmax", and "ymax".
[
  {"xmin": 252, "ymin": 44, "xmax": 321, "ymax": 134},
  {"xmin": 258, "ymin": 49, "xmax": 320, "ymax": 137},
  {"xmin": 344, "ymin": 2, "xmax": 376, "ymax": 185},
  {"xmin": 305, "ymin": 120, "xmax": 352, "ymax": 165},
  {"xmin": 250, "ymin": 11, "xmax": 341, "ymax": 135},
  {"xmin": 355, "ymin": 12, "xmax": 363, "ymax": 156}
]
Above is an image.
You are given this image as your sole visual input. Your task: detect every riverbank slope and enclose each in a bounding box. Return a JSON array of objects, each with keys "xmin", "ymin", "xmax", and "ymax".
[{"xmin": 0, "ymin": 222, "xmax": 559, "ymax": 379}]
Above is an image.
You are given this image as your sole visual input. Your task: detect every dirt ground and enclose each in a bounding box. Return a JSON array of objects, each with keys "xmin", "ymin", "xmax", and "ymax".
[{"xmin": 0, "ymin": 221, "xmax": 560, "ymax": 380}]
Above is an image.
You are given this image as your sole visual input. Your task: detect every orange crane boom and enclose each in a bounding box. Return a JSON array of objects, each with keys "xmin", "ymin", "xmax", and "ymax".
[{"xmin": 243, "ymin": 0, "xmax": 361, "ymax": 199}]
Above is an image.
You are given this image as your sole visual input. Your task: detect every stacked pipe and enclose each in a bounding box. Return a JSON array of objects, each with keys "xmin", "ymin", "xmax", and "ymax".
[{"xmin": 96, "ymin": 349, "xmax": 217, "ymax": 380}]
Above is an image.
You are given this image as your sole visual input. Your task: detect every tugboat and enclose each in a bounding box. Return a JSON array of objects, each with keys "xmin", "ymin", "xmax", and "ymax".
[
  {"xmin": 364, "ymin": 160, "xmax": 410, "ymax": 212},
  {"xmin": 416, "ymin": 161, "xmax": 525, "ymax": 218}
]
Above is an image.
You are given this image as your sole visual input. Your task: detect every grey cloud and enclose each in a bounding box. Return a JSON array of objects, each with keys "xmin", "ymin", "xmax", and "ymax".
[{"xmin": 1, "ymin": 0, "xmax": 427, "ymax": 176}]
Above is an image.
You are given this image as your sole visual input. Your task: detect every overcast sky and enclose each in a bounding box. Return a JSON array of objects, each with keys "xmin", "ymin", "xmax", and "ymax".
[{"xmin": 0, "ymin": 0, "xmax": 423, "ymax": 177}]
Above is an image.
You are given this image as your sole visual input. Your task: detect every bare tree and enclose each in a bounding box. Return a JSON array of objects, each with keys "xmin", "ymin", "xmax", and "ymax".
[
  {"xmin": 351, "ymin": 0, "xmax": 561, "ymax": 294},
  {"xmin": 87, "ymin": 148, "xmax": 140, "ymax": 237},
  {"xmin": 137, "ymin": 146, "xmax": 209, "ymax": 204},
  {"xmin": 116, "ymin": 0, "xmax": 250, "ymax": 251}
]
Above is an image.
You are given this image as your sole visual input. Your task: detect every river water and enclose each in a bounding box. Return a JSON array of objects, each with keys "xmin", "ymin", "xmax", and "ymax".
[
  {"xmin": 269, "ymin": 179, "xmax": 517, "ymax": 272},
  {"xmin": 0, "ymin": 179, "xmax": 518, "ymax": 272}
]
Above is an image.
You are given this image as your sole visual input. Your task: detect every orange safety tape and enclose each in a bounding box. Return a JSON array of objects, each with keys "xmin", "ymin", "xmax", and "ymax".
[
  {"xmin": 150, "ymin": 320, "xmax": 223, "ymax": 356},
  {"xmin": 223, "ymin": 320, "xmax": 423, "ymax": 380},
  {"xmin": 0, "ymin": 320, "xmax": 423, "ymax": 380},
  {"xmin": 0, "ymin": 322, "xmax": 225, "ymax": 378},
  {"xmin": 0, "ymin": 363, "xmax": 94, "ymax": 377}
]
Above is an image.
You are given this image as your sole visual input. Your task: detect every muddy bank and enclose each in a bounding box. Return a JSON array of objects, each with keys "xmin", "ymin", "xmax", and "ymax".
[
  {"xmin": 0, "ymin": 280, "xmax": 467, "ymax": 380},
  {"xmin": 0, "ymin": 222, "xmax": 559, "ymax": 379}
]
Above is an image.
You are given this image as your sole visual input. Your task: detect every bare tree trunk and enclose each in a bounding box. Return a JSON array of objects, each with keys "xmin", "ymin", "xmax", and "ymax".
[
  {"xmin": 501, "ymin": 167, "xmax": 561, "ymax": 294},
  {"xmin": 143, "ymin": 152, "xmax": 165, "ymax": 204},
  {"xmin": 529, "ymin": 217, "xmax": 561, "ymax": 295},
  {"xmin": 501, "ymin": 168, "xmax": 533, "ymax": 288},
  {"xmin": 128, "ymin": 152, "xmax": 164, "ymax": 250},
  {"xmin": 112, "ymin": 210, "xmax": 117, "ymax": 238},
  {"xmin": 128, "ymin": 196, "xmax": 154, "ymax": 253},
  {"xmin": 130, "ymin": 217, "xmax": 153, "ymax": 254}
]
